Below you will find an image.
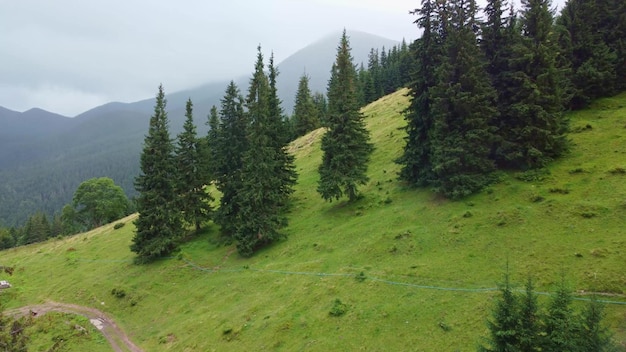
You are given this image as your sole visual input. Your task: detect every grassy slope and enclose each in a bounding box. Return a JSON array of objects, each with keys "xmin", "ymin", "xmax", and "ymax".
[{"xmin": 1, "ymin": 89, "xmax": 625, "ymax": 351}]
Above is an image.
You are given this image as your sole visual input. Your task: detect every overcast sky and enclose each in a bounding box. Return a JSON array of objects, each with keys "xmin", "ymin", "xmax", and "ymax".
[{"xmin": 1, "ymin": 0, "xmax": 565, "ymax": 117}]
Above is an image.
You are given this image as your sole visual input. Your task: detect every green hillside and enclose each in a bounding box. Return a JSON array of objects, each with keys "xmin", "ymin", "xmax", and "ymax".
[{"xmin": 1, "ymin": 89, "xmax": 625, "ymax": 351}]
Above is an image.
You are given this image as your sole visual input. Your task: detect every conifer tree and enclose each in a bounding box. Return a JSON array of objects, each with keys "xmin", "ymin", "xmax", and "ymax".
[
  {"xmin": 293, "ymin": 74, "xmax": 320, "ymax": 137},
  {"xmin": 131, "ymin": 85, "xmax": 182, "ymax": 263},
  {"xmin": 212, "ymin": 82, "xmax": 247, "ymax": 239},
  {"xmin": 501, "ymin": 0, "xmax": 569, "ymax": 169},
  {"xmin": 481, "ymin": 271, "xmax": 520, "ymax": 352},
  {"xmin": 543, "ymin": 278, "xmax": 577, "ymax": 351},
  {"xmin": 576, "ymin": 297, "xmax": 617, "ymax": 351},
  {"xmin": 429, "ymin": 0, "xmax": 497, "ymax": 198},
  {"xmin": 312, "ymin": 92, "xmax": 328, "ymax": 127},
  {"xmin": 557, "ymin": 0, "xmax": 620, "ymax": 109},
  {"xmin": 236, "ymin": 47, "xmax": 296, "ymax": 255},
  {"xmin": 518, "ymin": 277, "xmax": 541, "ymax": 351},
  {"xmin": 397, "ymin": 0, "xmax": 441, "ymax": 186},
  {"xmin": 318, "ymin": 30, "xmax": 374, "ymax": 202},
  {"xmin": 205, "ymin": 105, "xmax": 220, "ymax": 182},
  {"xmin": 174, "ymin": 99, "xmax": 212, "ymax": 232}
]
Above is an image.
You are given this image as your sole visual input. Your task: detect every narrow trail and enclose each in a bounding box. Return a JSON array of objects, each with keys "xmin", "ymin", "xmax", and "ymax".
[{"xmin": 5, "ymin": 301, "xmax": 143, "ymax": 352}]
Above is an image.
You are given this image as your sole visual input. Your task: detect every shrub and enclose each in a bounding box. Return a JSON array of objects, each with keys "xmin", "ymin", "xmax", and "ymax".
[
  {"xmin": 113, "ymin": 222, "xmax": 125, "ymax": 230},
  {"xmin": 329, "ymin": 299, "xmax": 348, "ymax": 317}
]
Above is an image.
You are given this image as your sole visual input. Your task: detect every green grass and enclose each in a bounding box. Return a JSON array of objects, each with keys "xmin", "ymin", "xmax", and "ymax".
[{"xmin": 1, "ymin": 89, "xmax": 626, "ymax": 351}]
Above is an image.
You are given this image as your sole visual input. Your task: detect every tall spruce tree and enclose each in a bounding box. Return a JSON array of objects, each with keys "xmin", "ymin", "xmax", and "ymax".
[
  {"xmin": 543, "ymin": 279, "xmax": 577, "ymax": 351},
  {"xmin": 212, "ymin": 82, "xmax": 247, "ymax": 239},
  {"xmin": 293, "ymin": 74, "xmax": 320, "ymax": 137},
  {"xmin": 429, "ymin": 0, "xmax": 497, "ymax": 198},
  {"xmin": 131, "ymin": 85, "xmax": 182, "ymax": 263},
  {"xmin": 481, "ymin": 271, "xmax": 521, "ymax": 352},
  {"xmin": 500, "ymin": 0, "xmax": 569, "ymax": 169},
  {"xmin": 396, "ymin": 0, "xmax": 441, "ymax": 187},
  {"xmin": 557, "ymin": 0, "xmax": 620, "ymax": 109},
  {"xmin": 205, "ymin": 105, "xmax": 220, "ymax": 182},
  {"xmin": 236, "ymin": 47, "xmax": 296, "ymax": 256},
  {"xmin": 518, "ymin": 277, "xmax": 541, "ymax": 351},
  {"xmin": 174, "ymin": 99, "xmax": 212, "ymax": 232},
  {"xmin": 318, "ymin": 30, "xmax": 374, "ymax": 202}
]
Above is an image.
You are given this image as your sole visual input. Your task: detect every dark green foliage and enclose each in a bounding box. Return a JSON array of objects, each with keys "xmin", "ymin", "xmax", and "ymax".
[
  {"xmin": 174, "ymin": 99, "xmax": 213, "ymax": 232},
  {"xmin": 205, "ymin": 105, "xmax": 220, "ymax": 182},
  {"xmin": 498, "ymin": 0, "xmax": 569, "ymax": 169},
  {"xmin": 329, "ymin": 299, "xmax": 348, "ymax": 317},
  {"xmin": 558, "ymin": 0, "xmax": 626, "ymax": 109},
  {"xmin": 481, "ymin": 275, "xmax": 617, "ymax": 351},
  {"xmin": 576, "ymin": 297, "xmax": 618, "ymax": 351},
  {"xmin": 131, "ymin": 85, "xmax": 182, "ymax": 263},
  {"xmin": 429, "ymin": 0, "xmax": 497, "ymax": 198},
  {"xmin": 235, "ymin": 47, "xmax": 297, "ymax": 256},
  {"xmin": 543, "ymin": 278, "xmax": 577, "ymax": 351},
  {"xmin": 318, "ymin": 30, "xmax": 374, "ymax": 202},
  {"xmin": 396, "ymin": 0, "xmax": 440, "ymax": 187},
  {"xmin": 292, "ymin": 74, "xmax": 321, "ymax": 137},
  {"xmin": 212, "ymin": 82, "xmax": 248, "ymax": 239},
  {"xmin": 113, "ymin": 222, "xmax": 125, "ymax": 230},
  {"xmin": 481, "ymin": 272, "xmax": 520, "ymax": 351},
  {"xmin": 17, "ymin": 212, "xmax": 51, "ymax": 245},
  {"xmin": 71, "ymin": 177, "xmax": 130, "ymax": 229}
]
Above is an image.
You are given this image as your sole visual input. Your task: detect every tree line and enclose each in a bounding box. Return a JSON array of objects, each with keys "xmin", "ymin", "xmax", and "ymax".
[
  {"xmin": 131, "ymin": 31, "xmax": 372, "ymax": 262},
  {"xmin": 396, "ymin": 0, "xmax": 625, "ymax": 199}
]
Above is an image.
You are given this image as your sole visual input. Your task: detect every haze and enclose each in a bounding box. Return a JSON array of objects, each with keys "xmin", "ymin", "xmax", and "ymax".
[{"xmin": 0, "ymin": 0, "xmax": 564, "ymax": 116}]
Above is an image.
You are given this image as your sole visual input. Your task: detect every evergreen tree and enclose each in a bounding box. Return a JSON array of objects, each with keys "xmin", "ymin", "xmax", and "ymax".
[
  {"xmin": 236, "ymin": 47, "xmax": 297, "ymax": 256},
  {"xmin": 429, "ymin": 0, "xmax": 497, "ymax": 198},
  {"xmin": 557, "ymin": 0, "xmax": 620, "ymax": 109},
  {"xmin": 131, "ymin": 85, "xmax": 182, "ymax": 263},
  {"xmin": 312, "ymin": 92, "xmax": 328, "ymax": 127},
  {"xmin": 318, "ymin": 30, "xmax": 374, "ymax": 202},
  {"xmin": 576, "ymin": 297, "xmax": 617, "ymax": 351},
  {"xmin": 481, "ymin": 271, "xmax": 520, "ymax": 352},
  {"xmin": 293, "ymin": 73, "xmax": 320, "ymax": 137},
  {"xmin": 543, "ymin": 278, "xmax": 577, "ymax": 351},
  {"xmin": 518, "ymin": 277, "xmax": 541, "ymax": 351},
  {"xmin": 500, "ymin": 0, "xmax": 569, "ymax": 169},
  {"xmin": 212, "ymin": 82, "xmax": 247, "ymax": 239},
  {"xmin": 396, "ymin": 0, "xmax": 441, "ymax": 186},
  {"xmin": 205, "ymin": 105, "xmax": 220, "ymax": 182},
  {"xmin": 174, "ymin": 99, "xmax": 212, "ymax": 232}
]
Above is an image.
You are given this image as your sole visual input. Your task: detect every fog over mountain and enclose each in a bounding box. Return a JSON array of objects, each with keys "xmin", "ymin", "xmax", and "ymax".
[{"xmin": 0, "ymin": 30, "xmax": 397, "ymax": 226}]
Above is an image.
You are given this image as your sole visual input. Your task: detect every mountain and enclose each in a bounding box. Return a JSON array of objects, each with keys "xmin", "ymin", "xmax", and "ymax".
[
  {"xmin": 1, "ymin": 90, "xmax": 625, "ymax": 350},
  {"xmin": 0, "ymin": 30, "xmax": 399, "ymax": 226},
  {"xmin": 277, "ymin": 30, "xmax": 399, "ymax": 112}
]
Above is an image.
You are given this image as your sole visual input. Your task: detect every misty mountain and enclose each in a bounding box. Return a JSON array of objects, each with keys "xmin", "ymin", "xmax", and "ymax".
[{"xmin": 0, "ymin": 30, "xmax": 399, "ymax": 226}]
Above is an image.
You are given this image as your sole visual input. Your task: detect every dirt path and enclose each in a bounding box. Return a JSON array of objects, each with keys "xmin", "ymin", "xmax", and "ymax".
[{"xmin": 5, "ymin": 301, "xmax": 143, "ymax": 352}]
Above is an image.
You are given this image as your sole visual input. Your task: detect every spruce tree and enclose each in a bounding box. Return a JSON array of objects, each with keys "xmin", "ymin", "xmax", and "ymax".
[
  {"xmin": 236, "ymin": 47, "xmax": 296, "ymax": 255},
  {"xmin": 318, "ymin": 30, "xmax": 374, "ymax": 202},
  {"xmin": 212, "ymin": 82, "xmax": 247, "ymax": 239},
  {"xmin": 576, "ymin": 297, "xmax": 617, "ymax": 351},
  {"xmin": 428, "ymin": 0, "xmax": 497, "ymax": 198},
  {"xmin": 543, "ymin": 278, "xmax": 577, "ymax": 351},
  {"xmin": 396, "ymin": 0, "xmax": 441, "ymax": 187},
  {"xmin": 205, "ymin": 105, "xmax": 220, "ymax": 182},
  {"xmin": 174, "ymin": 99, "xmax": 212, "ymax": 232},
  {"xmin": 293, "ymin": 74, "xmax": 320, "ymax": 137},
  {"xmin": 518, "ymin": 277, "xmax": 541, "ymax": 351},
  {"xmin": 501, "ymin": 0, "xmax": 569, "ymax": 169},
  {"xmin": 481, "ymin": 271, "xmax": 521, "ymax": 352},
  {"xmin": 557, "ymin": 0, "xmax": 620, "ymax": 109},
  {"xmin": 131, "ymin": 85, "xmax": 182, "ymax": 263}
]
